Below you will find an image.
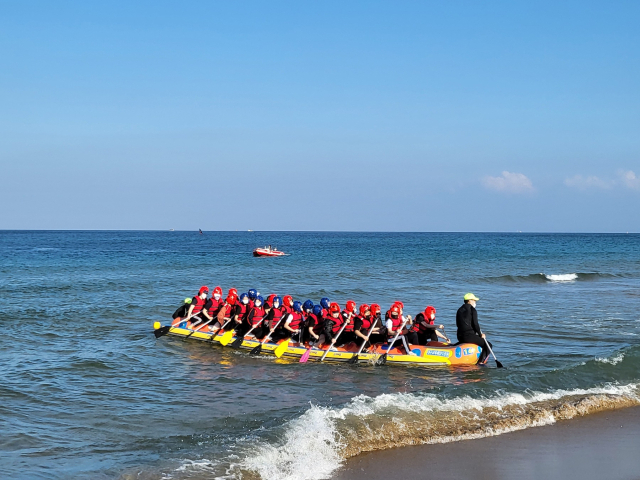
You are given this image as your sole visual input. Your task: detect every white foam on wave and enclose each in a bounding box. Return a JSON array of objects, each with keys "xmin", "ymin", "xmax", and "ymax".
[
  {"xmin": 545, "ymin": 273, "xmax": 579, "ymax": 282},
  {"xmin": 596, "ymin": 352, "xmax": 625, "ymax": 365},
  {"xmin": 242, "ymin": 383, "xmax": 640, "ymax": 480}
]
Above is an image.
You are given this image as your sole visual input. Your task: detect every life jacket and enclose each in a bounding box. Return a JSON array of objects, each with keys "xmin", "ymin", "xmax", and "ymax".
[
  {"xmin": 342, "ymin": 312, "xmax": 355, "ymax": 332},
  {"xmin": 328, "ymin": 314, "xmax": 343, "ymax": 334},
  {"xmin": 412, "ymin": 313, "xmax": 432, "ymax": 333},
  {"xmin": 191, "ymin": 296, "xmax": 206, "ymax": 315},
  {"xmin": 288, "ymin": 311, "xmax": 304, "ymax": 331},
  {"xmin": 357, "ymin": 314, "xmax": 373, "ymax": 332},
  {"xmin": 309, "ymin": 313, "xmax": 324, "ymax": 334},
  {"xmin": 387, "ymin": 315, "xmax": 403, "ymax": 337},
  {"xmin": 207, "ymin": 297, "xmax": 224, "ymax": 317},
  {"xmin": 249, "ymin": 306, "xmax": 265, "ymax": 327},
  {"xmin": 270, "ymin": 307, "xmax": 284, "ymax": 329},
  {"xmin": 237, "ymin": 303, "xmax": 248, "ymax": 323},
  {"xmin": 283, "ymin": 304, "xmax": 293, "ymax": 315},
  {"xmin": 248, "ymin": 299, "xmax": 255, "ymax": 309}
]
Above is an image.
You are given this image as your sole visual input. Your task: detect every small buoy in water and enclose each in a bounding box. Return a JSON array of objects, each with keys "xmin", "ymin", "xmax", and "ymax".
[{"xmin": 153, "ymin": 322, "xmax": 161, "ymax": 330}]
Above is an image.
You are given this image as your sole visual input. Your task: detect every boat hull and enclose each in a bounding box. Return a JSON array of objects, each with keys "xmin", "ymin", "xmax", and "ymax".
[
  {"xmin": 253, "ymin": 248, "xmax": 285, "ymax": 257},
  {"xmin": 154, "ymin": 321, "xmax": 482, "ymax": 366}
]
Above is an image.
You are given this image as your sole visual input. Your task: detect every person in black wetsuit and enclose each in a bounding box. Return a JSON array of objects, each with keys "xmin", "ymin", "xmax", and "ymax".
[{"xmin": 456, "ymin": 293, "xmax": 492, "ymax": 364}]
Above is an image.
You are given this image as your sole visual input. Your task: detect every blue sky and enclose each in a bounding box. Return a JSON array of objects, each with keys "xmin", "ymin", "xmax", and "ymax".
[{"xmin": 1, "ymin": 1, "xmax": 638, "ymax": 231}]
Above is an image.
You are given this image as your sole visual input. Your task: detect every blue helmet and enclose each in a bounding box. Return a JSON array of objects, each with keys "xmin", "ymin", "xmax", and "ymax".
[
  {"xmin": 240, "ymin": 293, "xmax": 249, "ymax": 304},
  {"xmin": 312, "ymin": 305, "xmax": 323, "ymax": 316},
  {"xmin": 320, "ymin": 297, "xmax": 330, "ymax": 309},
  {"xmin": 293, "ymin": 300, "xmax": 303, "ymax": 312},
  {"xmin": 254, "ymin": 295, "xmax": 264, "ymax": 306},
  {"xmin": 303, "ymin": 299, "xmax": 314, "ymax": 311},
  {"xmin": 248, "ymin": 289, "xmax": 257, "ymax": 300},
  {"xmin": 273, "ymin": 296, "xmax": 282, "ymax": 308}
]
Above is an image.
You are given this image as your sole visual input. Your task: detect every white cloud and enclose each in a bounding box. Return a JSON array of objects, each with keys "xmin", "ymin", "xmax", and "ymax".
[
  {"xmin": 617, "ymin": 170, "xmax": 640, "ymax": 190},
  {"xmin": 482, "ymin": 171, "xmax": 534, "ymax": 194},
  {"xmin": 564, "ymin": 174, "xmax": 614, "ymax": 190}
]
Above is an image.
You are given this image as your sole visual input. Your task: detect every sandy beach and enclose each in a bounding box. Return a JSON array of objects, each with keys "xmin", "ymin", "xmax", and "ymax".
[{"xmin": 334, "ymin": 406, "xmax": 640, "ymax": 480}]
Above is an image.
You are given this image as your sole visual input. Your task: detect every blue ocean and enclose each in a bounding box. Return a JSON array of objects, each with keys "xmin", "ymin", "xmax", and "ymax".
[{"xmin": 1, "ymin": 231, "xmax": 639, "ymax": 479}]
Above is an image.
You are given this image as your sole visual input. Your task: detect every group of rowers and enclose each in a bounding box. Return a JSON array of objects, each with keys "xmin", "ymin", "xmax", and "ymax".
[{"xmin": 172, "ymin": 286, "xmax": 492, "ymax": 363}]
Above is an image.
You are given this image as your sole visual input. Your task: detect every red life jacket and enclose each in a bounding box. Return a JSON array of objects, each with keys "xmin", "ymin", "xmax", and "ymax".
[
  {"xmin": 357, "ymin": 314, "xmax": 373, "ymax": 331},
  {"xmin": 237, "ymin": 303, "xmax": 248, "ymax": 322},
  {"xmin": 191, "ymin": 296, "xmax": 206, "ymax": 315},
  {"xmin": 248, "ymin": 299, "xmax": 255, "ymax": 308},
  {"xmin": 412, "ymin": 313, "xmax": 433, "ymax": 333},
  {"xmin": 207, "ymin": 297, "xmax": 224, "ymax": 317},
  {"xmin": 249, "ymin": 306, "xmax": 265, "ymax": 327},
  {"xmin": 270, "ymin": 307, "xmax": 284, "ymax": 329},
  {"xmin": 283, "ymin": 305, "xmax": 293, "ymax": 315},
  {"xmin": 309, "ymin": 313, "xmax": 324, "ymax": 334},
  {"xmin": 387, "ymin": 315, "xmax": 403, "ymax": 337},
  {"xmin": 342, "ymin": 312, "xmax": 355, "ymax": 332},
  {"xmin": 288, "ymin": 311, "xmax": 304, "ymax": 330},
  {"xmin": 328, "ymin": 314, "xmax": 343, "ymax": 334}
]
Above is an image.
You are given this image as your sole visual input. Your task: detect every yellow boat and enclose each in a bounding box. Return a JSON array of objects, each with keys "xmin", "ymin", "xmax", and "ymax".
[{"xmin": 153, "ymin": 321, "xmax": 483, "ymax": 366}]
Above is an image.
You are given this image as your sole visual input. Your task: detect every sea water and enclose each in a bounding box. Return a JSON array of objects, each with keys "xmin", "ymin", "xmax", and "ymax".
[{"xmin": 1, "ymin": 231, "xmax": 639, "ymax": 479}]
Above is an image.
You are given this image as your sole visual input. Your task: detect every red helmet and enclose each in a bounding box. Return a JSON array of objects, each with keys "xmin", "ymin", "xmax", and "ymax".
[
  {"xmin": 198, "ymin": 286, "xmax": 209, "ymax": 295},
  {"xmin": 394, "ymin": 301, "xmax": 404, "ymax": 310},
  {"xmin": 329, "ymin": 302, "xmax": 341, "ymax": 313},
  {"xmin": 390, "ymin": 305, "xmax": 400, "ymax": 316},
  {"xmin": 359, "ymin": 303, "xmax": 370, "ymax": 316},
  {"xmin": 228, "ymin": 288, "xmax": 238, "ymax": 297},
  {"xmin": 283, "ymin": 295, "xmax": 293, "ymax": 306},
  {"xmin": 226, "ymin": 294, "xmax": 237, "ymax": 305},
  {"xmin": 346, "ymin": 300, "xmax": 356, "ymax": 313},
  {"xmin": 213, "ymin": 286, "xmax": 223, "ymax": 296},
  {"xmin": 370, "ymin": 304, "xmax": 381, "ymax": 316},
  {"xmin": 424, "ymin": 306, "xmax": 436, "ymax": 317}
]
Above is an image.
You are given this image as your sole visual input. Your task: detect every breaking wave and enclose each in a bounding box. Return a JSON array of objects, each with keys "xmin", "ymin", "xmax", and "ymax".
[
  {"xmin": 484, "ymin": 272, "xmax": 617, "ymax": 284},
  {"xmin": 243, "ymin": 383, "xmax": 640, "ymax": 480},
  {"xmin": 595, "ymin": 352, "xmax": 626, "ymax": 365}
]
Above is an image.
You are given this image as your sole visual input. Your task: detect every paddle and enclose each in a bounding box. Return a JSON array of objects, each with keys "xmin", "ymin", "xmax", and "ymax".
[
  {"xmin": 249, "ymin": 317, "xmax": 285, "ymax": 355},
  {"xmin": 299, "ymin": 345, "xmax": 313, "ymax": 363},
  {"xmin": 230, "ymin": 319, "xmax": 264, "ymax": 349},
  {"xmin": 183, "ymin": 315, "xmax": 217, "ymax": 340},
  {"xmin": 154, "ymin": 313, "xmax": 201, "ymax": 339},
  {"xmin": 274, "ymin": 338, "xmax": 290, "ymax": 358},
  {"xmin": 207, "ymin": 318, "xmax": 235, "ymax": 344},
  {"xmin": 319, "ymin": 313, "xmax": 353, "ymax": 362},
  {"xmin": 482, "ymin": 334, "xmax": 504, "ymax": 368},
  {"xmin": 348, "ymin": 316, "xmax": 378, "ymax": 364},
  {"xmin": 376, "ymin": 315, "xmax": 411, "ymax": 366}
]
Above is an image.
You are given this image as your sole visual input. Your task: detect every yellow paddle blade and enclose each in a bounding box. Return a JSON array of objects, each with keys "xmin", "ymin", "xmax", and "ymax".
[
  {"xmin": 218, "ymin": 330, "xmax": 235, "ymax": 346},
  {"xmin": 274, "ymin": 340, "xmax": 290, "ymax": 358}
]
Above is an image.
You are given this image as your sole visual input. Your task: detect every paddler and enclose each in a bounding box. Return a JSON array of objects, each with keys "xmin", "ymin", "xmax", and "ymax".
[
  {"xmin": 184, "ymin": 286, "xmax": 208, "ymax": 327},
  {"xmin": 319, "ymin": 297, "xmax": 331, "ymax": 317},
  {"xmin": 209, "ymin": 293, "xmax": 238, "ymax": 334},
  {"xmin": 247, "ymin": 289, "xmax": 258, "ymax": 307},
  {"xmin": 456, "ymin": 293, "xmax": 492, "ymax": 364},
  {"xmin": 264, "ymin": 296, "xmax": 285, "ymax": 340},
  {"xmin": 245, "ymin": 295, "xmax": 267, "ymax": 339},
  {"xmin": 353, "ymin": 304, "xmax": 380, "ymax": 347},
  {"xmin": 281, "ymin": 300, "xmax": 305, "ymax": 343},
  {"xmin": 337, "ymin": 300, "xmax": 358, "ymax": 346},
  {"xmin": 368, "ymin": 303, "xmax": 385, "ymax": 344},
  {"xmin": 412, "ymin": 306, "xmax": 450, "ymax": 344},
  {"xmin": 306, "ymin": 304, "xmax": 325, "ymax": 345},
  {"xmin": 172, "ymin": 297, "xmax": 192, "ymax": 322},
  {"xmin": 385, "ymin": 303, "xmax": 416, "ymax": 355}
]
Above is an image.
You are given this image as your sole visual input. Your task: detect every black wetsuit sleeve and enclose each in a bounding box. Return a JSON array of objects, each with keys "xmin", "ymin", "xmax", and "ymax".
[
  {"xmin": 471, "ymin": 307, "xmax": 481, "ymax": 335},
  {"xmin": 247, "ymin": 309, "xmax": 255, "ymax": 324},
  {"xmin": 353, "ymin": 317, "xmax": 363, "ymax": 332},
  {"xmin": 324, "ymin": 319, "xmax": 335, "ymax": 340}
]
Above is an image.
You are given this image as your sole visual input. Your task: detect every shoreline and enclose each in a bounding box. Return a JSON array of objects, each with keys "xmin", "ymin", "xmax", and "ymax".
[{"xmin": 333, "ymin": 405, "xmax": 640, "ymax": 480}]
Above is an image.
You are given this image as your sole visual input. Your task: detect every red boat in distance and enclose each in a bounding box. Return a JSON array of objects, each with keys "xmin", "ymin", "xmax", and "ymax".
[{"xmin": 253, "ymin": 245, "xmax": 286, "ymax": 257}]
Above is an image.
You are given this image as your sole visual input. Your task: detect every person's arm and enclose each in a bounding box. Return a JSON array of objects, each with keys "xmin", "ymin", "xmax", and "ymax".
[
  {"xmin": 385, "ymin": 318, "xmax": 394, "ymax": 334},
  {"xmin": 324, "ymin": 319, "xmax": 335, "ymax": 341},
  {"xmin": 471, "ymin": 308, "xmax": 483, "ymax": 336},
  {"xmin": 283, "ymin": 314, "xmax": 297, "ymax": 333}
]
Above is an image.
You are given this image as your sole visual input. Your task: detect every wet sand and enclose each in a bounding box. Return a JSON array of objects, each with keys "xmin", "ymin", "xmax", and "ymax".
[{"xmin": 333, "ymin": 406, "xmax": 640, "ymax": 480}]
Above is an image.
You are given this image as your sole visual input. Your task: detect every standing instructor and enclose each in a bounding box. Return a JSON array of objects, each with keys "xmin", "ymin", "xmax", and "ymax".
[{"xmin": 456, "ymin": 293, "xmax": 492, "ymax": 364}]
